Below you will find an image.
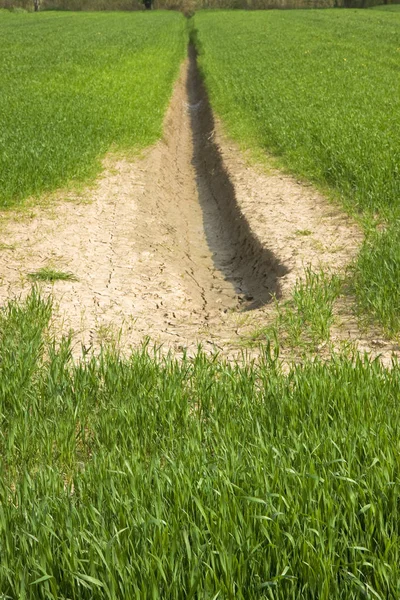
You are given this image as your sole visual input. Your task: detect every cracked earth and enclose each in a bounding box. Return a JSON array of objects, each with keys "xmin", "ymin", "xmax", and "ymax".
[{"xmin": 0, "ymin": 49, "xmax": 373, "ymax": 359}]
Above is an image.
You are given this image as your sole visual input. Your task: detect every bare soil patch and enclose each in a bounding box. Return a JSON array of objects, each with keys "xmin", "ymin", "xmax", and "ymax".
[{"xmin": 0, "ymin": 50, "xmax": 371, "ymax": 358}]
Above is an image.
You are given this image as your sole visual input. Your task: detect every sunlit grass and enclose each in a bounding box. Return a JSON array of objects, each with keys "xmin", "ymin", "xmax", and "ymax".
[
  {"xmin": 193, "ymin": 9, "xmax": 400, "ymax": 334},
  {"xmin": 249, "ymin": 269, "xmax": 342, "ymax": 351},
  {"xmin": 0, "ymin": 11, "xmax": 187, "ymax": 208},
  {"xmin": 0, "ymin": 291, "xmax": 400, "ymax": 598},
  {"xmin": 353, "ymin": 225, "xmax": 400, "ymax": 334},
  {"xmin": 27, "ymin": 268, "xmax": 77, "ymax": 282},
  {"xmin": 193, "ymin": 9, "xmax": 400, "ymax": 215}
]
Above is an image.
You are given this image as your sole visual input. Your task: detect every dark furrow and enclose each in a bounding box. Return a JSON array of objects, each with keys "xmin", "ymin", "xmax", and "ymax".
[{"xmin": 187, "ymin": 45, "xmax": 289, "ymax": 310}]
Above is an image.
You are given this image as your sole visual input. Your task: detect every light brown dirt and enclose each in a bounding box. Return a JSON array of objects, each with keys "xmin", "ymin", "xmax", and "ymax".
[{"xmin": 0, "ymin": 51, "xmax": 376, "ymax": 359}]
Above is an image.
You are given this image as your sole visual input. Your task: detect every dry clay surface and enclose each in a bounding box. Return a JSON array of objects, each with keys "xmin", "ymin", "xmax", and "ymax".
[{"xmin": 0, "ymin": 54, "xmax": 378, "ymax": 359}]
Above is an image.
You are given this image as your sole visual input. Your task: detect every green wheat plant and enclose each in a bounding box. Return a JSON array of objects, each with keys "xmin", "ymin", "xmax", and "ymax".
[
  {"xmin": 0, "ymin": 290, "xmax": 400, "ymax": 598},
  {"xmin": 193, "ymin": 8, "xmax": 400, "ymax": 334},
  {"xmin": 250, "ymin": 269, "xmax": 342, "ymax": 351},
  {"xmin": 0, "ymin": 11, "xmax": 187, "ymax": 208}
]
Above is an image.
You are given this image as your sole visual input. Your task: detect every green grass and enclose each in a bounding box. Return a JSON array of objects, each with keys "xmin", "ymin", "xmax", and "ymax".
[
  {"xmin": 353, "ymin": 226, "xmax": 400, "ymax": 334},
  {"xmin": 0, "ymin": 11, "xmax": 187, "ymax": 208},
  {"xmin": 27, "ymin": 268, "xmax": 78, "ymax": 282},
  {"xmin": 2, "ymin": 12, "xmax": 400, "ymax": 600},
  {"xmin": 249, "ymin": 269, "xmax": 342, "ymax": 352},
  {"xmin": 0, "ymin": 291, "xmax": 400, "ymax": 599},
  {"xmin": 192, "ymin": 9, "xmax": 400, "ymax": 334},
  {"xmin": 193, "ymin": 9, "xmax": 400, "ymax": 215}
]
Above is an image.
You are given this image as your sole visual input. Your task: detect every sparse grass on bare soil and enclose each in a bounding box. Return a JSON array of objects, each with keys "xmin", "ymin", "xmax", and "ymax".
[
  {"xmin": 249, "ymin": 269, "xmax": 342, "ymax": 353},
  {"xmin": 27, "ymin": 267, "xmax": 77, "ymax": 282},
  {"xmin": 193, "ymin": 8, "xmax": 400, "ymax": 334},
  {"xmin": 0, "ymin": 11, "xmax": 186, "ymax": 208},
  {"xmin": 1, "ymin": 291, "xmax": 400, "ymax": 599}
]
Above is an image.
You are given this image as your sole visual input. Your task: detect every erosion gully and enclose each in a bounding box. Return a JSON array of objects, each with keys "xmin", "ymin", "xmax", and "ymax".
[{"xmin": 0, "ymin": 47, "xmax": 367, "ymax": 359}]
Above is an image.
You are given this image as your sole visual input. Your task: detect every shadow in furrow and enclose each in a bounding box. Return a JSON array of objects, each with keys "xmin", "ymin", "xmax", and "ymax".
[{"xmin": 187, "ymin": 45, "xmax": 289, "ymax": 310}]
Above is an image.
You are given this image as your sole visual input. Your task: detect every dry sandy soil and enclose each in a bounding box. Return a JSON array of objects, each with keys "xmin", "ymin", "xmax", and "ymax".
[{"xmin": 0, "ymin": 49, "xmax": 393, "ymax": 361}]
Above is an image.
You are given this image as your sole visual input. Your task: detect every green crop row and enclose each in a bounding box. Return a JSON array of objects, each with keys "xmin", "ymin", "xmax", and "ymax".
[
  {"xmin": 193, "ymin": 8, "xmax": 400, "ymax": 215},
  {"xmin": 0, "ymin": 11, "xmax": 187, "ymax": 207},
  {"xmin": 0, "ymin": 290, "xmax": 399, "ymax": 599},
  {"xmin": 193, "ymin": 8, "xmax": 400, "ymax": 334}
]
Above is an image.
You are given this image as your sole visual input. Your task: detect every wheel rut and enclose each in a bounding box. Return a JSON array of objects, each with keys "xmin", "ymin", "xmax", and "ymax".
[{"xmin": 0, "ymin": 48, "xmax": 363, "ymax": 358}]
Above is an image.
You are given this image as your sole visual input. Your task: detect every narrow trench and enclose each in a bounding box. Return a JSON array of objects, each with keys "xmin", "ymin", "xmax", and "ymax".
[
  {"xmin": 186, "ymin": 45, "xmax": 289, "ymax": 310},
  {"xmin": 0, "ymin": 44, "xmax": 366, "ymax": 356}
]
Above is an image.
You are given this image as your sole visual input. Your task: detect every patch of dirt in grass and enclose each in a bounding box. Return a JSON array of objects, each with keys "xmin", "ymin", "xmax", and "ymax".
[{"xmin": 0, "ymin": 49, "xmax": 375, "ymax": 360}]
